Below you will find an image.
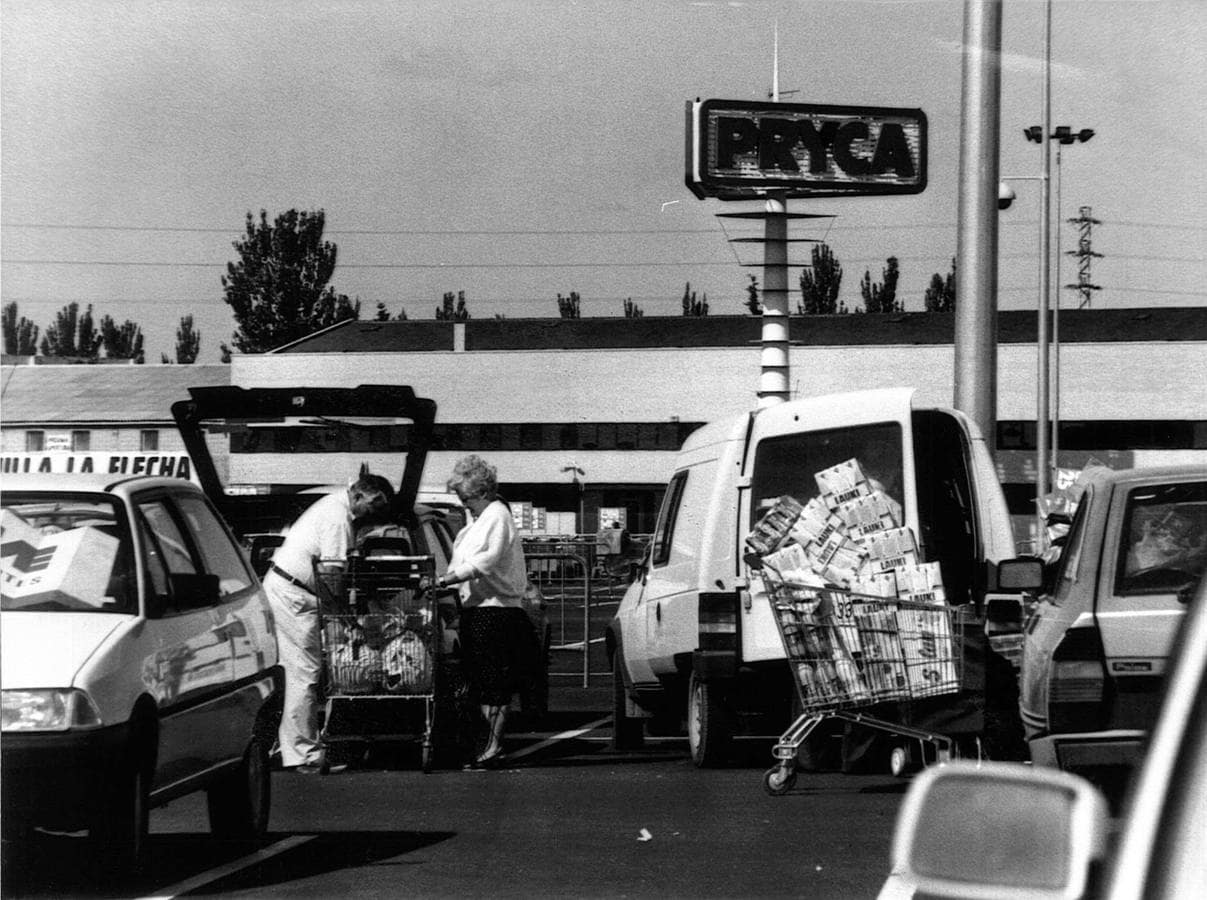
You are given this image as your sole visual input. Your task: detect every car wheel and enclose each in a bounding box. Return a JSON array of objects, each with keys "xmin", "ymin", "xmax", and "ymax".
[
  {"xmin": 207, "ymin": 735, "xmax": 271, "ymax": 841},
  {"xmin": 611, "ymin": 648, "xmax": 645, "ymax": 751},
  {"xmin": 91, "ymin": 757, "xmax": 149, "ymax": 877},
  {"xmin": 687, "ymin": 671, "xmax": 733, "ymax": 768}
]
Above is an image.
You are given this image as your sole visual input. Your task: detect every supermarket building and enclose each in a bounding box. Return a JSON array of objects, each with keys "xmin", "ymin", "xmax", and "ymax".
[{"xmin": 3, "ymin": 307, "xmax": 1205, "ymax": 545}]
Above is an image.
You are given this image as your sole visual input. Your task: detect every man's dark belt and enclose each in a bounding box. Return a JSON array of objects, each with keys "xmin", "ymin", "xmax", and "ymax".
[{"xmin": 270, "ymin": 563, "xmax": 312, "ymax": 593}]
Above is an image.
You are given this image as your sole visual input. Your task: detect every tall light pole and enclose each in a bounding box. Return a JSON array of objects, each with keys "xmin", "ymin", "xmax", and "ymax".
[
  {"xmin": 1024, "ymin": 123, "xmax": 1094, "ymax": 544},
  {"xmin": 561, "ymin": 464, "xmax": 585, "ymax": 534}
]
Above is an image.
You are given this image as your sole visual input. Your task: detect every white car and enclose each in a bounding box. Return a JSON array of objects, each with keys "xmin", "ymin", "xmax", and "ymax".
[{"xmin": 1, "ymin": 473, "xmax": 280, "ymax": 875}]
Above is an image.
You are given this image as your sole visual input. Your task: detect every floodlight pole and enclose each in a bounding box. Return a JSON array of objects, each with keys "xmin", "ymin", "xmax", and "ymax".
[{"xmin": 1035, "ymin": 0, "xmax": 1054, "ymax": 546}]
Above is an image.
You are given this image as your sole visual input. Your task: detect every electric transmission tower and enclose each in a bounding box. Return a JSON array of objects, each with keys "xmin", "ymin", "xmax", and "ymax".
[{"xmin": 1064, "ymin": 205, "xmax": 1102, "ymax": 308}]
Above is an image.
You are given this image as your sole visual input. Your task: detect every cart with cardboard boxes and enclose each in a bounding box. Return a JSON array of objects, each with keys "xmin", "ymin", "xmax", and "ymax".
[
  {"xmin": 314, "ymin": 551, "xmax": 450, "ymax": 772},
  {"xmin": 747, "ymin": 458, "xmax": 969, "ymax": 796}
]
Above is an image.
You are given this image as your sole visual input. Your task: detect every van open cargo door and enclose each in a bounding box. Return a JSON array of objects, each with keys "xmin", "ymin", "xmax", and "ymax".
[{"xmin": 171, "ymin": 384, "xmax": 437, "ymax": 535}]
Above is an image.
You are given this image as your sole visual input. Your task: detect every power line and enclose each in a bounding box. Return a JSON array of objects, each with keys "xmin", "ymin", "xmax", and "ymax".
[
  {"xmin": 4, "ymin": 219, "xmax": 1204, "ymax": 235},
  {"xmin": 4, "ymin": 251, "xmax": 1201, "ymax": 270}
]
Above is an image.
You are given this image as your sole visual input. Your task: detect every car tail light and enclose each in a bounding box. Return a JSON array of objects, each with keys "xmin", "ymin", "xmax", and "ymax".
[{"xmin": 1048, "ymin": 626, "xmax": 1111, "ymax": 733}]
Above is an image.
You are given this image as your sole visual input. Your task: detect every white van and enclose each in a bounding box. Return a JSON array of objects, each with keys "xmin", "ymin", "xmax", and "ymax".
[{"xmin": 608, "ymin": 387, "xmax": 1035, "ymax": 766}]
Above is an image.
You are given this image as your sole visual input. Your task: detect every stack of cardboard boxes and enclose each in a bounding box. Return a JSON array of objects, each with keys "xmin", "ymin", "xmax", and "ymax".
[{"xmin": 746, "ymin": 458, "xmax": 958, "ymax": 708}]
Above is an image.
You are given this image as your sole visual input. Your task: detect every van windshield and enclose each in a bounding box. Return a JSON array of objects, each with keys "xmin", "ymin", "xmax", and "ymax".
[
  {"xmin": 749, "ymin": 422, "xmax": 904, "ymax": 527},
  {"xmin": 1, "ymin": 492, "xmax": 137, "ymax": 614}
]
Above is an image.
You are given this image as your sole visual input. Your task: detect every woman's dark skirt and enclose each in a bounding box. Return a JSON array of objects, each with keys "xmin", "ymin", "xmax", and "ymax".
[{"xmin": 460, "ymin": 606, "xmax": 537, "ymax": 706}]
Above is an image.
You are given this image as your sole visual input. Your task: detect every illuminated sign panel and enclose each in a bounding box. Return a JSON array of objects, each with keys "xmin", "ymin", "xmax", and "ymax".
[{"xmin": 686, "ymin": 99, "xmax": 927, "ymax": 199}]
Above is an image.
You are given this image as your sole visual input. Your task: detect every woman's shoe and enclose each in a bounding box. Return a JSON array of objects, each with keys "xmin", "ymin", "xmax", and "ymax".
[{"xmin": 474, "ymin": 747, "xmax": 506, "ymax": 769}]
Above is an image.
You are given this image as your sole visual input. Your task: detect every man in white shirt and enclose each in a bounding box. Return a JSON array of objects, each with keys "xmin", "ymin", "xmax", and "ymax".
[{"xmin": 266, "ymin": 472, "xmax": 393, "ymax": 774}]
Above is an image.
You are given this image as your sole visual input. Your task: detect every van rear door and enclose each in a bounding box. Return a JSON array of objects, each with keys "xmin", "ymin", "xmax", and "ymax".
[{"xmin": 740, "ymin": 389, "xmax": 919, "ymax": 662}]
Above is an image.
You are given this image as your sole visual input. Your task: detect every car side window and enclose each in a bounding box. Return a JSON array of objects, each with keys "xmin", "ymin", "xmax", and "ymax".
[
  {"xmin": 138, "ymin": 516, "xmax": 172, "ymax": 600},
  {"xmin": 1114, "ymin": 481, "xmax": 1207, "ymax": 596},
  {"xmin": 423, "ymin": 521, "xmax": 452, "ymax": 573},
  {"xmin": 651, "ymin": 471, "xmax": 688, "ymax": 568},
  {"xmin": 139, "ymin": 499, "xmax": 198, "ymax": 576},
  {"xmin": 1050, "ymin": 491, "xmax": 1092, "ymax": 606},
  {"xmin": 176, "ymin": 494, "xmax": 255, "ymax": 596}
]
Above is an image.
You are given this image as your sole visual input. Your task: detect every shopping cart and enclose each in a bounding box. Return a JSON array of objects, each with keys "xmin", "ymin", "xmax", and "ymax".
[
  {"xmin": 759, "ymin": 565, "xmax": 966, "ymax": 795},
  {"xmin": 314, "ymin": 553, "xmax": 446, "ymax": 772}
]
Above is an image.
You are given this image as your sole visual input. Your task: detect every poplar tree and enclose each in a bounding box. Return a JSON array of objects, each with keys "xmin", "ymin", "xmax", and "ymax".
[
  {"xmin": 39, "ymin": 302, "xmax": 102, "ymax": 358},
  {"xmin": 99, "ymin": 315, "xmax": 145, "ymax": 363},
  {"xmin": 681, "ymin": 282, "xmax": 709, "ymax": 316},
  {"xmin": 925, "ymin": 258, "xmax": 957, "ymax": 311},
  {"xmin": 221, "ymin": 209, "xmax": 360, "ymax": 353},
  {"xmin": 860, "ymin": 257, "xmax": 903, "ymax": 313},
  {"xmin": 557, "ymin": 291, "xmax": 582, "ymax": 318},
  {"xmin": 436, "ymin": 291, "xmax": 470, "ymax": 320},
  {"xmin": 798, "ymin": 243, "xmax": 847, "ymax": 314},
  {"xmin": 2, "ymin": 302, "xmax": 40, "ymax": 355}
]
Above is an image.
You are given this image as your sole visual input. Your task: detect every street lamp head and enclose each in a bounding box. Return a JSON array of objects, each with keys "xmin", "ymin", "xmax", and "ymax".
[
  {"xmin": 1024, "ymin": 126, "xmax": 1044, "ymax": 143},
  {"xmin": 998, "ymin": 181, "xmax": 1017, "ymax": 210},
  {"xmin": 1077, "ymin": 128, "xmax": 1095, "ymax": 143}
]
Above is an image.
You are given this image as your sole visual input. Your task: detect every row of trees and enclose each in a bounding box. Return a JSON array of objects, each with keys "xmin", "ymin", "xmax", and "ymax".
[
  {"xmin": 2, "ymin": 301, "xmax": 203, "ymax": 364},
  {"xmin": 1, "ymin": 209, "xmax": 962, "ymax": 362}
]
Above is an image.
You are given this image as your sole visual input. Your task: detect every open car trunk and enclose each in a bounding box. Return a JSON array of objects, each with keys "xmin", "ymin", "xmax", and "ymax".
[{"xmin": 171, "ymin": 384, "xmax": 437, "ymax": 538}]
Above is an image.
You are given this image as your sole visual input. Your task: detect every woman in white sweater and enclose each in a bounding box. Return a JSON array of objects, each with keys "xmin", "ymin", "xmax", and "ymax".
[{"xmin": 436, "ymin": 455, "xmax": 532, "ymax": 768}]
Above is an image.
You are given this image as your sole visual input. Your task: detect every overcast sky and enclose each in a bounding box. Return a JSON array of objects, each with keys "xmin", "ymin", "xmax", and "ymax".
[{"xmin": 2, "ymin": 0, "xmax": 1203, "ymax": 363}]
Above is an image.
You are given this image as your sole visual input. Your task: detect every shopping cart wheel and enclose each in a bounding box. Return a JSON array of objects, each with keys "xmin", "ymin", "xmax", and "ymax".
[
  {"xmin": 889, "ymin": 743, "xmax": 919, "ymax": 778},
  {"xmin": 421, "ymin": 742, "xmax": 433, "ymax": 774},
  {"xmin": 763, "ymin": 766, "xmax": 797, "ymax": 796}
]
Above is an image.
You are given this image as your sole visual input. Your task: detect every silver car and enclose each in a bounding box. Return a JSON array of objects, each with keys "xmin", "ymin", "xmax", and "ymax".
[{"xmin": 1018, "ymin": 465, "xmax": 1206, "ymax": 792}]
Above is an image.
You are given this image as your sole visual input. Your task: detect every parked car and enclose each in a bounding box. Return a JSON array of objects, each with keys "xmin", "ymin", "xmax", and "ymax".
[
  {"xmin": 1018, "ymin": 465, "xmax": 1206, "ymax": 793},
  {"xmin": 879, "ymin": 571, "xmax": 1207, "ymax": 900},
  {"xmin": 171, "ymin": 383, "xmax": 550, "ymax": 717},
  {"xmin": 1, "ymin": 473, "xmax": 281, "ymax": 874}
]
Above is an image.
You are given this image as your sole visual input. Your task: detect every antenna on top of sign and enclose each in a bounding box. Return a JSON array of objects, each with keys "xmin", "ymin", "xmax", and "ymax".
[{"xmin": 768, "ymin": 20, "xmax": 800, "ymax": 101}]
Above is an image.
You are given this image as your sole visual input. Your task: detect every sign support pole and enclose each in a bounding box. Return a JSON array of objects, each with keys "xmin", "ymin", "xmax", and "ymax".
[{"xmin": 759, "ymin": 191, "xmax": 791, "ymax": 407}]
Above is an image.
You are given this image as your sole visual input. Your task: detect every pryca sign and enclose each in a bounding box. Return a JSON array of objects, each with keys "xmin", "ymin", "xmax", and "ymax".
[{"xmin": 686, "ymin": 99, "xmax": 927, "ymax": 199}]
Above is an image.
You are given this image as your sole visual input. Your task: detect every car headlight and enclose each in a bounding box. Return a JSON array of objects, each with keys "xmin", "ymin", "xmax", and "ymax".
[{"xmin": 1, "ymin": 689, "xmax": 103, "ymax": 732}]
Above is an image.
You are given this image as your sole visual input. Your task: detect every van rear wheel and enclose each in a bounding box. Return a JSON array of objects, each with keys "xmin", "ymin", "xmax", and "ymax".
[{"xmin": 687, "ymin": 672, "xmax": 733, "ymax": 768}]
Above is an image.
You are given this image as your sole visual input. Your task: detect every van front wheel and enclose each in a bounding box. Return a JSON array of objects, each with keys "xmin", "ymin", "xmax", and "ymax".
[{"xmin": 687, "ymin": 672, "xmax": 733, "ymax": 768}]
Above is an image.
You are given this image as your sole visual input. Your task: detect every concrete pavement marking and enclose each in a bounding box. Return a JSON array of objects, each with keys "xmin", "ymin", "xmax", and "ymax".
[
  {"xmin": 139, "ymin": 834, "xmax": 316, "ymax": 900},
  {"xmin": 504, "ymin": 715, "xmax": 611, "ymax": 761}
]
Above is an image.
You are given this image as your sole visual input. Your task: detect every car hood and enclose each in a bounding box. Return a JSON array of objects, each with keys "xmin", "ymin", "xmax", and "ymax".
[{"xmin": 0, "ymin": 612, "xmax": 130, "ymax": 688}]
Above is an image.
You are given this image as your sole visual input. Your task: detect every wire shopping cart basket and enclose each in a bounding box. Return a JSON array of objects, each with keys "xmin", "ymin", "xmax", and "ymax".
[
  {"xmin": 759, "ymin": 565, "xmax": 967, "ymax": 795},
  {"xmin": 314, "ymin": 553, "xmax": 444, "ymax": 772}
]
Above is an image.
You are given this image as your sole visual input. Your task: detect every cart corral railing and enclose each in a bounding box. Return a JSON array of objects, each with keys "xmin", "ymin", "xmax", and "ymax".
[{"xmin": 522, "ymin": 537, "xmax": 626, "ymax": 688}]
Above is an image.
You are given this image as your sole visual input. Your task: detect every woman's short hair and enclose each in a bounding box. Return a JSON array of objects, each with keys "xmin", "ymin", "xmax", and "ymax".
[{"xmin": 447, "ymin": 454, "xmax": 497, "ymax": 499}]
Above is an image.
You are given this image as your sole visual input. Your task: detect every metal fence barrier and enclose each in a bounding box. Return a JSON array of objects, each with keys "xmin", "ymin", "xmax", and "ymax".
[
  {"xmin": 523, "ymin": 538, "xmax": 597, "ymax": 688},
  {"xmin": 521, "ymin": 536, "xmax": 651, "ymax": 688}
]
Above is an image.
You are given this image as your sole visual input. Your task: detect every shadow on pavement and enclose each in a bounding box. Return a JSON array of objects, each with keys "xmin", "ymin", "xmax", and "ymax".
[{"xmin": 1, "ymin": 830, "xmax": 455, "ymax": 899}]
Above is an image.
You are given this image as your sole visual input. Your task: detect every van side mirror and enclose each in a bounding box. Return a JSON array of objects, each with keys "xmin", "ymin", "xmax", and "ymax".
[
  {"xmin": 169, "ymin": 572, "xmax": 221, "ymax": 610},
  {"xmin": 997, "ymin": 557, "xmax": 1045, "ymax": 592},
  {"xmin": 886, "ymin": 762, "xmax": 1108, "ymax": 900}
]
